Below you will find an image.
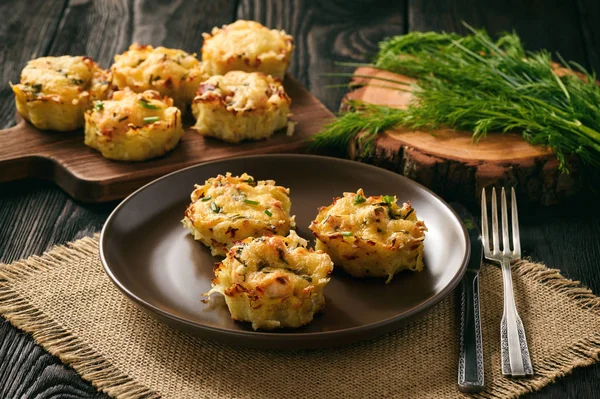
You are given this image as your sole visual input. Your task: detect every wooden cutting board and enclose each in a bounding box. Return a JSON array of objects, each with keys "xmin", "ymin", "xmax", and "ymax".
[
  {"xmin": 0, "ymin": 76, "xmax": 333, "ymax": 203},
  {"xmin": 344, "ymin": 67, "xmax": 581, "ymax": 205}
]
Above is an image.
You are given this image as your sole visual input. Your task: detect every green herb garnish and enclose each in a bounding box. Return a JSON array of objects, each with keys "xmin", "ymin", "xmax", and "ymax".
[
  {"xmin": 31, "ymin": 83, "xmax": 42, "ymax": 93},
  {"xmin": 382, "ymin": 195, "xmax": 395, "ymax": 205},
  {"xmin": 264, "ymin": 209, "xmax": 273, "ymax": 217},
  {"xmin": 94, "ymin": 101, "xmax": 103, "ymax": 111},
  {"xmin": 310, "ymin": 23, "xmax": 600, "ymax": 172},
  {"xmin": 201, "ymin": 196, "xmax": 211, "ymax": 202},
  {"xmin": 71, "ymin": 78, "xmax": 83, "ymax": 85},
  {"xmin": 403, "ymin": 209, "xmax": 414, "ymax": 219},
  {"xmin": 354, "ymin": 194, "xmax": 366, "ymax": 205},
  {"xmin": 243, "ymin": 199, "xmax": 259, "ymax": 205},
  {"xmin": 244, "ymin": 177, "xmax": 257, "ymax": 186},
  {"xmin": 143, "ymin": 116, "xmax": 160, "ymax": 124},
  {"xmin": 139, "ymin": 99, "xmax": 160, "ymax": 109},
  {"xmin": 210, "ymin": 202, "xmax": 221, "ymax": 213},
  {"xmin": 341, "ymin": 231, "xmax": 353, "ymax": 237}
]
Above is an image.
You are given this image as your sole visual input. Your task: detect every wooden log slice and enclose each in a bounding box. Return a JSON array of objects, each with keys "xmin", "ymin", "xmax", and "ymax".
[{"xmin": 344, "ymin": 67, "xmax": 582, "ymax": 205}]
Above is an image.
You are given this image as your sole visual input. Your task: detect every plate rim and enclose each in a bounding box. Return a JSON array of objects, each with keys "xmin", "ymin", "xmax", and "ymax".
[{"xmin": 100, "ymin": 154, "xmax": 470, "ymax": 343}]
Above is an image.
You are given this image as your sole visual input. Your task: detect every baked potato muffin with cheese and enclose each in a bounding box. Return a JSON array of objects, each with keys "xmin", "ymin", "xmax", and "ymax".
[
  {"xmin": 182, "ymin": 173, "xmax": 295, "ymax": 256},
  {"xmin": 111, "ymin": 44, "xmax": 207, "ymax": 109},
  {"xmin": 11, "ymin": 56, "xmax": 110, "ymax": 131},
  {"xmin": 201, "ymin": 20, "xmax": 294, "ymax": 79},
  {"xmin": 191, "ymin": 71, "xmax": 291, "ymax": 143},
  {"xmin": 84, "ymin": 88, "xmax": 183, "ymax": 161},
  {"xmin": 309, "ymin": 189, "xmax": 427, "ymax": 283},
  {"xmin": 205, "ymin": 231, "xmax": 333, "ymax": 330}
]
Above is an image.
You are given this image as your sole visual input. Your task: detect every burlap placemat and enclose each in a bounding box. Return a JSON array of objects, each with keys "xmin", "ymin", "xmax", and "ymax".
[{"xmin": 0, "ymin": 235, "xmax": 599, "ymax": 399}]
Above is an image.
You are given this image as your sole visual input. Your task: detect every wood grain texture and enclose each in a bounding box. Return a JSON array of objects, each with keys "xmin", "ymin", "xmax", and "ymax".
[
  {"xmin": 344, "ymin": 67, "xmax": 580, "ymax": 206},
  {"xmin": 0, "ymin": 0, "xmax": 67, "ymax": 129},
  {"xmin": 576, "ymin": 0, "xmax": 600, "ymax": 75},
  {"xmin": 0, "ymin": 181, "xmax": 112, "ymax": 399},
  {"xmin": 1, "ymin": 1, "xmax": 600, "ymax": 398},
  {"xmin": 408, "ymin": 0, "xmax": 589, "ymax": 69},
  {"xmin": 0, "ymin": 76, "xmax": 333, "ymax": 202},
  {"xmin": 238, "ymin": 0, "xmax": 407, "ymax": 111}
]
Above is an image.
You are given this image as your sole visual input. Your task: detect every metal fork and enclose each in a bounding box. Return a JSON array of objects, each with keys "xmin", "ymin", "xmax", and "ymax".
[{"xmin": 481, "ymin": 187, "xmax": 533, "ymax": 376}]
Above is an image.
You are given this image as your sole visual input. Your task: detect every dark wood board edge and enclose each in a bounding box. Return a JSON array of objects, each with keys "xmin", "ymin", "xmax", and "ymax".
[
  {"xmin": 340, "ymin": 66, "xmax": 586, "ymax": 206},
  {"xmin": 0, "ymin": 75, "xmax": 333, "ymax": 203}
]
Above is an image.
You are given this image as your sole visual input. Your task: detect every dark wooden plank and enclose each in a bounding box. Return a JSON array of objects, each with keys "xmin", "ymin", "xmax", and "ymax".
[
  {"xmin": 1, "ymin": 1, "xmax": 600, "ymax": 399},
  {"xmin": 0, "ymin": 0, "xmax": 67, "ymax": 129},
  {"xmin": 0, "ymin": 320, "xmax": 106, "ymax": 399},
  {"xmin": 0, "ymin": 0, "xmax": 235, "ymax": 397},
  {"xmin": 237, "ymin": 0, "xmax": 407, "ymax": 111},
  {"xmin": 45, "ymin": 0, "xmax": 236, "ymax": 66},
  {"xmin": 576, "ymin": 0, "xmax": 600, "ymax": 74},
  {"xmin": 408, "ymin": 0, "xmax": 589, "ymax": 69}
]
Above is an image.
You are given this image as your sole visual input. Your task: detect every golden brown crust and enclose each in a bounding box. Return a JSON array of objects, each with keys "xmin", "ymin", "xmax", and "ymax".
[
  {"xmin": 110, "ymin": 44, "xmax": 207, "ymax": 110},
  {"xmin": 205, "ymin": 231, "xmax": 333, "ymax": 330},
  {"xmin": 309, "ymin": 189, "xmax": 427, "ymax": 283},
  {"xmin": 182, "ymin": 173, "xmax": 296, "ymax": 256},
  {"xmin": 11, "ymin": 56, "xmax": 110, "ymax": 131},
  {"xmin": 191, "ymin": 71, "xmax": 291, "ymax": 143},
  {"xmin": 84, "ymin": 88, "xmax": 183, "ymax": 161},
  {"xmin": 201, "ymin": 20, "xmax": 294, "ymax": 79}
]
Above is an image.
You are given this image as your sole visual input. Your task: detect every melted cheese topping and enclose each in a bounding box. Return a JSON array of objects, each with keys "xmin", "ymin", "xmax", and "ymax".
[
  {"xmin": 84, "ymin": 88, "xmax": 183, "ymax": 161},
  {"xmin": 11, "ymin": 56, "xmax": 110, "ymax": 131},
  {"xmin": 191, "ymin": 71, "xmax": 291, "ymax": 143},
  {"xmin": 15, "ymin": 56, "xmax": 108, "ymax": 100},
  {"xmin": 207, "ymin": 231, "xmax": 333, "ymax": 330},
  {"xmin": 309, "ymin": 189, "xmax": 427, "ymax": 282},
  {"xmin": 194, "ymin": 71, "xmax": 289, "ymax": 112},
  {"xmin": 111, "ymin": 44, "xmax": 206, "ymax": 108},
  {"xmin": 91, "ymin": 89, "xmax": 173, "ymax": 133},
  {"xmin": 201, "ymin": 20, "xmax": 293, "ymax": 79},
  {"xmin": 182, "ymin": 173, "xmax": 295, "ymax": 256}
]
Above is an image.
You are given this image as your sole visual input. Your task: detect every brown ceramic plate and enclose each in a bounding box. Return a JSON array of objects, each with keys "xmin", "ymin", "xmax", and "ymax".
[{"xmin": 100, "ymin": 154, "xmax": 469, "ymax": 349}]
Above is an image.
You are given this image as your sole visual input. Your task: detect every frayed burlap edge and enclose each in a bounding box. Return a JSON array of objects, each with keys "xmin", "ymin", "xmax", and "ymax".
[
  {"xmin": 0, "ymin": 234, "xmax": 159, "ymax": 399},
  {"xmin": 0, "ymin": 235, "xmax": 599, "ymax": 399},
  {"xmin": 472, "ymin": 260, "xmax": 600, "ymax": 399}
]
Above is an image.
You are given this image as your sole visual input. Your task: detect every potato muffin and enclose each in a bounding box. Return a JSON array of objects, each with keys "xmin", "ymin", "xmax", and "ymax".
[
  {"xmin": 11, "ymin": 56, "xmax": 110, "ymax": 131},
  {"xmin": 84, "ymin": 88, "xmax": 183, "ymax": 161},
  {"xmin": 309, "ymin": 189, "xmax": 427, "ymax": 283},
  {"xmin": 110, "ymin": 44, "xmax": 207, "ymax": 109},
  {"xmin": 205, "ymin": 231, "xmax": 333, "ymax": 330},
  {"xmin": 182, "ymin": 173, "xmax": 295, "ymax": 256},
  {"xmin": 201, "ymin": 20, "xmax": 294, "ymax": 80},
  {"xmin": 191, "ymin": 71, "xmax": 291, "ymax": 143}
]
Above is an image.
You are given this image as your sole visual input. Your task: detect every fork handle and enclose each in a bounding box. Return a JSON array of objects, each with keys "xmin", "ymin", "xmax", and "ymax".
[
  {"xmin": 458, "ymin": 270, "xmax": 484, "ymax": 392},
  {"xmin": 500, "ymin": 259, "xmax": 533, "ymax": 376}
]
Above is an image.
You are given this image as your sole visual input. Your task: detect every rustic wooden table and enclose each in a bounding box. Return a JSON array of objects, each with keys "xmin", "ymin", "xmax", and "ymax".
[{"xmin": 1, "ymin": 1, "xmax": 599, "ymax": 398}]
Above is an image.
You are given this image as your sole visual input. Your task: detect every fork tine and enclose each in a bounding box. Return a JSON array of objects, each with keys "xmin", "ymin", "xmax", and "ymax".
[
  {"xmin": 501, "ymin": 187, "xmax": 511, "ymax": 255},
  {"xmin": 511, "ymin": 187, "xmax": 521, "ymax": 257},
  {"xmin": 481, "ymin": 188, "xmax": 490, "ymax": 256},
  {"xmin": 491, "ymin": 187, "xmax": 499, "ymax": 254}
]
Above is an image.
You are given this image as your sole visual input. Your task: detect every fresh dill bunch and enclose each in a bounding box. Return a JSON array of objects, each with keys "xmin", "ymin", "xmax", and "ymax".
[
  {"xmin": 310, "ymin": 101, "xmax": 407, "ymax": 156},
  {"xmin": 311, "ymin": 23, "xmax": 600, "ymax": 172}
]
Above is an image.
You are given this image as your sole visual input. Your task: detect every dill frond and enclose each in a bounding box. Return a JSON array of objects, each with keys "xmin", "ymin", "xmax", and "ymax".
[{"xmin": 312, "ymin": 23, "xmax": 600, "ymax": 172}]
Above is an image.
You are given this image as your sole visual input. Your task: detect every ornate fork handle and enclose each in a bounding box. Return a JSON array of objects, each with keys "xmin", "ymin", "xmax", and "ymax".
[
  {"xmin": 500, "ymin": 258, "xmax": 533, "ymax": 376},
  {"xmin": 458, "ymin": 270, "xmax": 484, "ymax": 391}
]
